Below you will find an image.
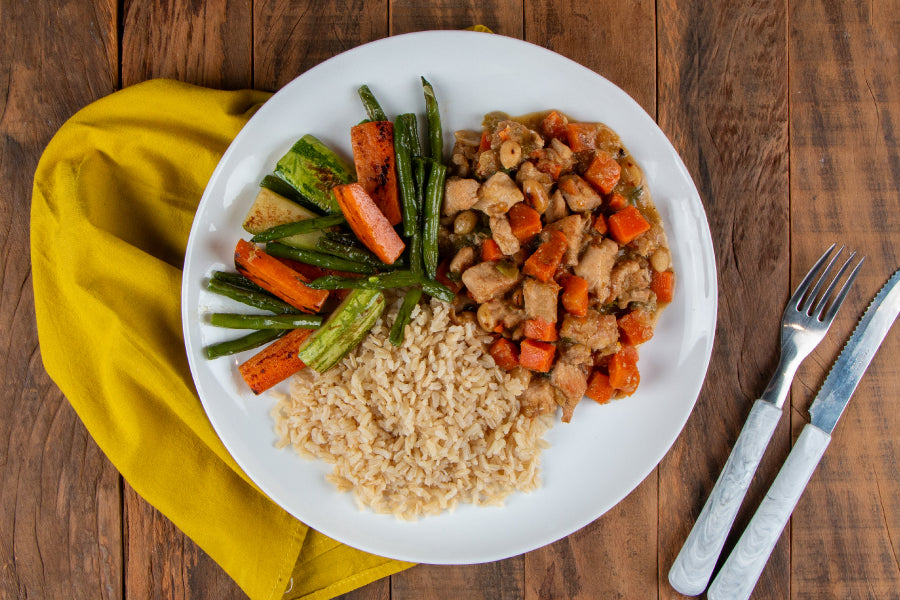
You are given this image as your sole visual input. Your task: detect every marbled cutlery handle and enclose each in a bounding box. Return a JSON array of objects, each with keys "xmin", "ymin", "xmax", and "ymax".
[
  {"xmin": 707, "ymin": 424, "xmax": 830, "ymax": 600},
  {"xmin": 668, "ymin": 400, "xmax": 784, "ymax": 596}
]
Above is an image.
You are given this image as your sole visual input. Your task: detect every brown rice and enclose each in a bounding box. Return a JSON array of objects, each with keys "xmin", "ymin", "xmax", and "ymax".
[{"xmin": 272, "ymin": 296, "xmax": 553, "ymax": 520}]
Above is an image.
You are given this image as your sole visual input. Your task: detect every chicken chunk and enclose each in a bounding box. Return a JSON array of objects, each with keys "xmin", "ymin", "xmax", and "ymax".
[
  {"xmin": 523, "ymin": 278, "xmax": 561, "ymax": 323},
  {"xmin": 551, "ymin": 360, "xmax": 589, "ymax": 423},
  {"xmin": 443, "ymin": 177, "xmax": 481, "ymax": 216},
  {"xmin": 544, "ymin": 214, "xmax": 584, "ymax": 267},
  {"xmin": 558, "ymin": 174, "xmax": 604, "ymax": 212},
  {"xmin": 474, "ymin": 171, "xmax": 525, "ymax": 216},
  {"xmin": 449, "ymin": 246, "xmax": 476, "ymax": 274},
  {"xmin": 574, "ymin": 238, "xmax": 619, "ymax": 295},
  {"xmin": 543, "ymin": 189, "xmax": 569, "ymax": 223},
  {"xmin": 559, "ymin": 310, "xmax": 619, "ymax": 351},
  {"xmin": 476, "ymin": 299, "xmax": 526, "ymax": 332},
  {"xmin": 520, "ymin": 378, "xmax": 557, "ymax": 418},
  {"xmin": 461, "ymin": 261, "xmax": 521, "ymax": 303},
  {"xmin": 607, "ymin": 259, "xmax": 652, "ymax": 308},
  {"xmin": 489, "ymin": 214, "xmax": 521, "ymax": 256},
  {"xmin": 515, "ymin": 160, "xmax": 554, "ymax": 190}
]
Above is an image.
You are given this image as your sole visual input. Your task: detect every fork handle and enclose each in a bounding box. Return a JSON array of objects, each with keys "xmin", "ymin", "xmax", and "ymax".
[
  {"xmin": 707, "ymin": 424, "xmax": 831, "ymax": 600},
  {"xmin": 668, "ymin": 400, "xmax": 783, "ymax": 596}
]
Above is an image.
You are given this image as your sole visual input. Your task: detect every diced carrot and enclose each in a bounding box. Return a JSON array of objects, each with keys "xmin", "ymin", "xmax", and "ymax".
[
  {"xmin": 584, "ymin": 150, "xmax": 621, "ymax": 194},
  {"xmin": 332, "ymin": 183, "xmax": 406, "ymax": 264},
  {"xmin": 586, "ymin": 370, "xmax": 615, "ymax": 404},
  {"xmin": 435, "ymin": 259, "xmax": 464, "ymax": 293},
  {"xmin": 519, "ymin": 339, "xmax": 556, "ymax": 373},
  {"xmin": 233, "ymin": 239, "xmax": 329, "ymax": 313},
  {"xmin": 238, "ymin": 328, "xmax": 313, "ymax": 394},
  {"xmin": 350, "ymin": 121, "xmax": 402, "ymax": 226},
  {"xmin": 565, "ymin": 123, "xmax": 598, "ymax": 152},
  {"xmin": 592, "ymin": 213, "xmax": 608, "ymax": 234},
  {"xmin": 608, "ymin": 345, "xmax": 640, "ymax": 395},
  {"xmin": 540, "ymin": 110, "xmax": 569, "ymax": 140},
  {"xmin": 651, "ymin": 270, "xmax": 675, "ymax": 303},
  {"xmin": 523, "ymin": 316, "xmax": 558, "ymax": 342},
  {"xmin": 558, "ymin": 273, "xmax": 589, "ymax": 317},
  {"xmin": 617, "ymin": 309, "xmax": 655, "ymax": 345},
  {"xmin": 523, "ymin": 230, "xmax": 568, "ymax": 282},
  {"xmin": 508, "ymin": 202, "xmax": 542, "ymax": 243},
  {"xmin": 489, "ymin": 337, "xmax": 519, "ymax": 371},
  {"xmin": 479, "ymin": 131, "xmax": 491, "ymax": 151},
  {"xmin": 607, "ymin": 193, "xmax": 628, "ymax": 211},
  {"xmin": 607, "ymin": 205, "xmax": 651, "ymax": 245},
  {"xmin": 481, "ymin": 238, "xmax": 504, "ymax": 261}
]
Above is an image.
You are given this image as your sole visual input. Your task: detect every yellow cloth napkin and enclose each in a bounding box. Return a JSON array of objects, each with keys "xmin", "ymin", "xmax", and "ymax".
[{"xmin": 30, "ymin": 79, "xmax": 413, "ymax": 600}]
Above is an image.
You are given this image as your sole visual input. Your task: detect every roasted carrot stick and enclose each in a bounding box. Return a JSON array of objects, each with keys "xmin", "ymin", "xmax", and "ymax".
[
  {"xmin": 607, "ymin": 205, "xmax": 651, "ymax": 245},
  {"xmin": 233, "ymin": 239, "xmax": 329, "ymax": 313},
  {"xmin": 238, "ymin": 328, "xmax": 313, "ymax": 394},
  {"xmin": 350, "ymin": 121, "xmax": 402, "ymax": 226},
  {"xmin": 332, "ymin": 183, "xmax": 406, "ymax": 264},
  {"xmin": 523, "ymin": 230, "xmax": 568, "ymax": 282}
]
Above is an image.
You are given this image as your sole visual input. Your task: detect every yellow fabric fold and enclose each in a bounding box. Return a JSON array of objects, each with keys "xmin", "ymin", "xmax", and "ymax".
[{"xmin": 30, "ymin": 79, "xmax": 412, "ymax": 600}]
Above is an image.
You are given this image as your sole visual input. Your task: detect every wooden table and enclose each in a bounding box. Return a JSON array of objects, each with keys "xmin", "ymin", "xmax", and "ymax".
[{"xmin": 3, "ymin": 1, "xmax": 899, "ymax": 598}]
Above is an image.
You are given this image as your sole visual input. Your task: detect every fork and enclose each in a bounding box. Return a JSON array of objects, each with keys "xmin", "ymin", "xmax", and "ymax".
[{"xmin": 668, "ymin": 244, "xmax": 863, "ymax": 596}]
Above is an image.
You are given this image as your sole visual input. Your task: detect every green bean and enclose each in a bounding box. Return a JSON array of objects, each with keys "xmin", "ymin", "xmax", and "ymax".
[
  {"xmin": 357, "ymin": 85, "xmax": 387, "ymax": 122},
  {"xmin": 324, "ymin": 229, "xmax": 364, "ymax": 247},
  {"xmin": 209, "ymin": 313, "xmax": 323, "ymax": 330},
  {"xmin": 264, "ymin": 242, "xmax": 376, "ymax": 274},
  {"xmin": 315, "ymin": 237, "xmax": 404, "ymax": 270},
  {"xmin": 408, "ymin": 226, "xmax": 424, "ymax": 276},
  {"xmin": 394, "ymin": 113, "xmax": 418, "ymax": 237},
  {"xmin": 307, "ymin": 270, "xmax": 423, "ymax": 290},
  {"xmin": 421, "ymin": 77, "xmax": 443, "ymax": 163},
  {"xmin": 422, "ymin": 162, "xmax": 447, "ymax": 279},
  {"xmin": 206, "ymin": 279, "xmax": 300, "ymax": 314},
  {"xmin": 204, "ymin": 329, "xmax": 284, "ymax": 360},
  {"xmin": 407, "ymin": 113, "xmax": 423, "ymax": 157},
  {"xmin": 420, "ymin": 280, "xmax": 456, "ymax": 303},
  {"xmin": 250, "ymin": 214, "xmax": 346, "ymax": 243},
  {"xmin": 210, "ymin": 271, "xmax": 269, "ymax": 295},
  {"xmin": 389, "ymin": 288, "xmax": 423, "ymax": 346}
]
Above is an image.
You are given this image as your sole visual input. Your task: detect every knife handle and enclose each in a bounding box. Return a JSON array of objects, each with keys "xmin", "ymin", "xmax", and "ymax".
[
  {"xmin": 668, "ymin": 400, "xmax": 783, "ymax": 596},
  {"xmin": 707, "ymin": 424, "xmax": 831, "ymax": 600}
]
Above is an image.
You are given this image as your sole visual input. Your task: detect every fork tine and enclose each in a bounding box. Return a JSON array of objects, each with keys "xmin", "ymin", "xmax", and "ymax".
[
  {"xmin": 791, "ymin": 244, "xmax": 839, "ymax": 311},
  {"xmin": 820, "ymin": 255, "xmax": 865, "ymax": 323},
  {"xmin": 811, "ymin": 251, "xmax": 857, "ymax": 316},
  {"xmin": 788, "ymin": 244, "xmax": 836, "ymax": 308}
]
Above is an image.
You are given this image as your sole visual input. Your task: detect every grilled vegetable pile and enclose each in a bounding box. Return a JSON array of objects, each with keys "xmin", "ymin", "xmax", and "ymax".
[{"xmin": 205, "ymin": 79, "xmax": 453, "ymax": 394}]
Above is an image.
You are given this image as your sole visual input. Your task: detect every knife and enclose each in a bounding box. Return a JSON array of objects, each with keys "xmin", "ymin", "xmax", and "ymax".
[{"xmin": 707, "ymin": 268, "xmax": 900, "ymax": 600}]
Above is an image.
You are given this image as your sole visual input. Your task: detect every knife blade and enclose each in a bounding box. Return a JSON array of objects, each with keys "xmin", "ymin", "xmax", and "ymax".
[
  {"xmin": 809, "ymin": 267, "xmax": 900, "ymax": 433},
  {"xmin": 707, "ymin": 267, "xmax": 900, "ymax": 600}
]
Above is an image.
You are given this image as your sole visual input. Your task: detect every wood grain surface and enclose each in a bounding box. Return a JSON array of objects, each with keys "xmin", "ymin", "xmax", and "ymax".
[{"xmin": 2, "ymin": 1, "xmax": 898, "ymax": 599}]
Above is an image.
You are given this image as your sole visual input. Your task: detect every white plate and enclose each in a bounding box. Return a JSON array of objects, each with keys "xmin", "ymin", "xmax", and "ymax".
[{"xmin": 182, "ymin": 30, "xmax": 717, "ymax": 564}]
